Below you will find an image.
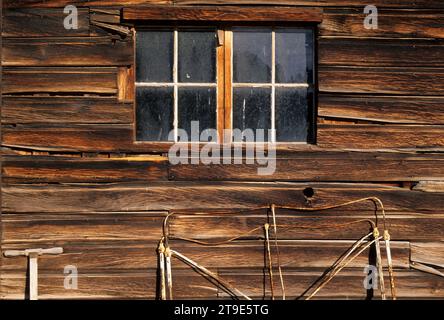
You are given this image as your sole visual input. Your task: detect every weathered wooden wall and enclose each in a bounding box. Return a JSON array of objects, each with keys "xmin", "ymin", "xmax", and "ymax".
[{"xmin": 1, "ymin": 0, "xmax": 444, "ymax": 299}]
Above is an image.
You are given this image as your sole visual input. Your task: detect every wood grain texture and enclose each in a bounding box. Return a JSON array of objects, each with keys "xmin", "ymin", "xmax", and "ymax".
[
  {"xmin": 413, "ymin": 181, "xmax": 444, "ymax": 193},
  {"xmin": 2, "ymin": 68, "xmax": 118, "ymax": 95},
  {"xmin": 1, "ymin": 270, "xmax": 215, "ymax": 300},
  {"xmin": 3, "ymin": 182, "xmax": 444, "ymax": 213},
  {"xmin": 1, "ymin": 97, "xmax": 133, "ymax": 124},
  {"xmin": 319, "ymin": 67, "xmax": 444, "ymax": 95},
  {"xmin": 2, "ymin": 213, "xmax": 165, "ymax": 243},
  {"xmin": 411, "ymin": 242, "xmax": 444, "ymax": 268},
  {"xmin": 1, "ymin": 240, "xmax": 410, "ymax": 272},
  {"xmin": 318, "ymin": 95, "xmax": 444, "ymax": 124},
  {"xmin": 169, "ymin": 213, "xmax": 444, "ymax": 241},
  {"xmin": 321, "ymin": 9, "xmax": 444, "ymax": 38},
  {"xmin": 318, "ymin": 125, "xmax": 444, "ymax": 149},
  {"xmin": 4, "ymin": 0, "xmax": 444, "ymax": 8},
  {"xmin": 169, "ymin": 152, "xmax": 444, "ymax": 182},
  {"xmin": 2, "ymin": 124, "xmax": 134, "ymax": 152},
  {"xmin": 319, "ymin": 39, "xmax": 444, "ymax": 67},
  {"xmin": 218, "ymin": 269, "xmax": 444, "ymax": 299},
  {"xmin": 2, "ymin": 155, "xmax": 169, "ymax": 183},
  {"xmin": 123, "ymin": 6, "xmax": 323, "ymax": 22},
  {"xmin": 175, "ymin": 0, "xmax": 444, "ymax": 9},
  {"xmin": 2, "ymin": 38, "xmax": 133, "ymax": 67},
  {"xmin": 2, "ymin": 8, "xmax": 90, "ymax": 37}
]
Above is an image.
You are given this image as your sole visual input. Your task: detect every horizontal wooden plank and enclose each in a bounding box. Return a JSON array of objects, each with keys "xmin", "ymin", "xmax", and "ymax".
[
  {"xmin": 319, "ymin": 67, "xmax": 444, "ymax": 95},
  {"xmin": 2, "ymin": 8, "xmax": 90, "ymax": 37},
  {"xmin": 319, "ymin": 39, "xmax": 444, "ymax": 67},
  {"xmin": 411, "ymin": 242, "xmax": 444, "ymax": 268},
  {"xmin": 321, "ymin": 9, "xmax": 444, "ymax": 38},
  {"xmin": 2, "ymin": 38, "xmax": 133, "ymax": 67},
  {"xmin": 169, "ymin": 152, "xmax": 444, "ymax": 182},
  {"xmin": 2, "ymin": 124, "xmax": 134, "ymax": 152},
  {"xmin": 218, "ymin": 269, "xmax": 444, "ymax": 299},
  {"xmin": 3, "ymin": 268, "xmax": 442, "ymax": 300},
  {"xmin": 169, "ymin": 213, "xmax": 444, "ymax": 241},
  {"xmin": 318, "ymin": 95, "xmax": 444, "ymax": 124},
  {"xmin": 2, "ymin": 213, "xmax": 165, "ymax": 243},
  {"xmin": 413, "ymin": 181, "xmax": 444, "ymax": 193},
  {"xmin": 2, "ymin": 68, "xmax": 118, "ymax": 95},
  {"xmin": 1, "ymin": 97, "xmax": 133, "ymax": 124},
  {"xmin": 4, "ymin": 0, "xmax": 444, "ymax": 9},
  {"xmin": 0, "ymin": 270, "xmax": 215, "ymax": 300},
  {"xmin": 2, "ymin": 155, "xmax": 169, "ymax": 183},
  {"xmin": 0, "ymin": 240, "xmax": 410, "ymax": 272},
  {"xmin": 5, "ymin": 151, "xmax": 444, "ymax": 183},
  {"xmin": 175, "ymin": 0, "xmax": 444, "ymax": 9},
  {"xmin": 318, "ymin": 125, "xmax": 444, "ymax": 149},
  {"xmin": 3, "ymin": 182, "xmax": 444, "ymax": 213},
  {"xmin": 3, "ymin": 0, "xmax": 172, "ymax": 8},
  {"xmin": 123, "ymin": 6, "xmax": 323, "ymax": 22}
]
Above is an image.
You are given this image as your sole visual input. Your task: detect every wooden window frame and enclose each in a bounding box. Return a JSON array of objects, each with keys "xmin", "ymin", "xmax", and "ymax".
[{"xmin": 124, "ymin": 6, "xmax": 322, "ymax": 149}]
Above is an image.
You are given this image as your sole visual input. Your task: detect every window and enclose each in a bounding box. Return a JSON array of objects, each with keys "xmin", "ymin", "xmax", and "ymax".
[{"xmin": 129, "ymin": 7, "xmax": 319, "ymax": 145}]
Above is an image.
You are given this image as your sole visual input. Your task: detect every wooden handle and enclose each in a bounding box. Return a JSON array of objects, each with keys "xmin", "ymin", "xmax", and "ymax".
[
  {"xmin": 4, "ymin": 247, "xmax": 63, "ymax": 257},
  {"xmin": 3, "ymin": 250, "xmax": 24, "ymax": 257}
]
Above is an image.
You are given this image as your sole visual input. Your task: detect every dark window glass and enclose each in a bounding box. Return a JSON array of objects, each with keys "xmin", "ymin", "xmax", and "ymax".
[
  {"xmin": 276, "ymin": 29, "xmax": 313, "ymax": 84},
  {"xmin": 136, "ymin": 87, "xmax": 174, "ymax": 141},
  {"xmin": 179, "ymin": 30, "xmax": 217, "ymax": 83},
  {"xmin": 178, "ymin": 87, "xmax": 217, "ymax": 141},
  {"xmin": 275, "ymin": 88, "xmax": 310, "ymax": 142},
  {"xmin": 136, "ymin": 30, "xmax": 173, "ymax": 82},
  {"xmin": 233, "ymin": 29, "xmax": 272, "ymax": 83},
  {"xmin": 233, "ymin": 87, "xmax": 271, "ymax": 141}
]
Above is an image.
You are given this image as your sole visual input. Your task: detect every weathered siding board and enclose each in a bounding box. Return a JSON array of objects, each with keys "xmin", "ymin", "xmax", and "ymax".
[
  {"xmin": 319, "ymin": 39, "xmax": 444, "ymax": 67},
  {"xmin": 169, "ymin": 213, "xmax": 444, "ymax": 241},
  {"xmin": 318, "ymin": 125, "xmax": 444, "ymax": 149},
  {"xmin": 2, "ymin": 214, "xmax": 166, "ymax": 243},
  {"xmin": 3, "ymin": 268, "xmax": 442, "ymax": 300},
  {"xmin": 2, "ymin": 156, "xmax": 169, "ymax": 183},
  {"xmin": 318, "ymin": 95, "xmax": 444, "ymax": 124},
  {"xmin": 319, "ymin": 67, "xmax": 444, "ymax": 95},
  {"xmin": 7, "ymin": 0, "xmax": 444, "ymax": 9},
  {"xmin": 3, "ymin": 183, "xmax": 444, "ymax": 214},
  {"xmin": 2, "ymin": 68, "xmax": 118, "ymax": 95},
  {"xmin": 2, "ymin": 125, "xmax": 134, "ymax": 152},
  {"xmin": 1, "ymin": 97, "xmax": 133, "ymax": 124},
  {"xmin": 2, "ymin": 39, "xmax": 133, "ymax": 67},
  {"xmin": 0, "ymin": 240, "xmax": 410, "ymax": 271},
  {"xmin": 218, "ymin": 269, "xmax": 444, "ymax": 299},
  {"xmin": 411, "ymin": 242, "xmax": 444, "ymax": 268},
  {"xmin": 2, "ymin": 8, "xmax": 90, "ymax": 37},
  {"xmin": 320, "ymin": 10, "xmax": 444, "ymax": 38},
  {"xmin": 3, "ymin": 152, "xmax": 444, "ymax": 183},
  {"xmin": 1, "ymin": 271, "xmax": 215, "ymax": 300},
  {"xmin": 169, "ymin": 152, "xmax": 444, "ymax": 182}
]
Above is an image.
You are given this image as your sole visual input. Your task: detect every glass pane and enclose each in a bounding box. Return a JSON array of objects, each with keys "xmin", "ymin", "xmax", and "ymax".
[
  {"xmin": 275, "ymin": 88, "xmax": 310, "ymax": 142},
  {"xmin": 233, "ymin": 29, "xmax": 272, "ymax": 83},
  {"xmin": 233, "ymin": 87, "xmax": 271, "ymax": 141},
  {"xmin": 276, "ymin": 29, "xmax": 314, "ymax": 84},
  {"xmin": 136, "ymin": 30, "xmax": 173, "ymax": 82},
  {"xmin": 179, "ymin": 30, "xmax": 216, "ymax": 83},
  {"xmin": 136, "ymin": 87, "xmax": 174, "ymax": 141},
  {"xmin": 178, "ymin": 87, "xmax": 217, "ymax": 141}
]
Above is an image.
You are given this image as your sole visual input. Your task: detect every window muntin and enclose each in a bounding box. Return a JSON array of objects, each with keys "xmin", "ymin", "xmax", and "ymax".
[{"xmin": 135, "ymin": 26, "xmax": 315, "ymax": 144}]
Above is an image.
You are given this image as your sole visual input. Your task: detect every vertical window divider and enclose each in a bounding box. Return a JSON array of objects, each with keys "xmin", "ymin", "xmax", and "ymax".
[
  {"xmin": 173, "ymin": 28, "xmax": 179, "ymax": 143},
  {"xmin": 224, "ymin": 29, "xmax": 233, "ymax": 144},
  {"xmin": 271, "ymin": 29, "xmax": 276, "ymax": 143}
]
